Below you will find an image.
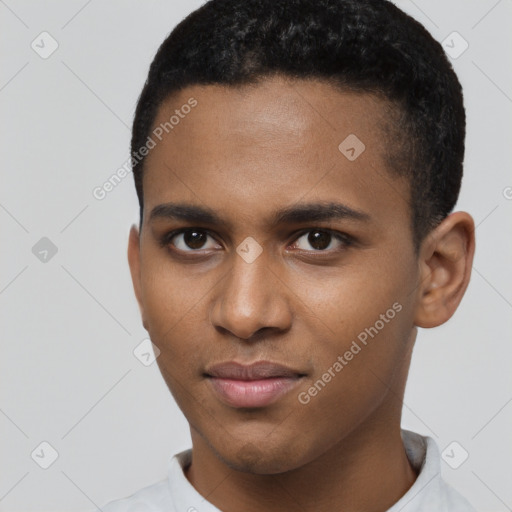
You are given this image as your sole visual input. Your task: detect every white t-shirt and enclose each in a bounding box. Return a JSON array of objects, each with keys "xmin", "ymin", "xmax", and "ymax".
[{"xmin": 99, "ymin": 429, "xmax": 476, "ymax": 512}]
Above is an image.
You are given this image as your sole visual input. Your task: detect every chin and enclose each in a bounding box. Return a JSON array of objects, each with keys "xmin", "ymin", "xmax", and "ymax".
[{"xmin": 214, "ymin": 437, "xmax": 304, "ymax": 475}]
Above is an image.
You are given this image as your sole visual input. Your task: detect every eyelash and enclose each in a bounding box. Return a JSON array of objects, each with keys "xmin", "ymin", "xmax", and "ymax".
[{"xmin": 159, "ymin": 227, "xmax": 354, "ymax": 255}]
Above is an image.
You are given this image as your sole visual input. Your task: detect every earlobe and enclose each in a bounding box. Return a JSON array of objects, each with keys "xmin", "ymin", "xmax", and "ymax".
[
  {"xmin": 413, "ymin": 212, "xmax": 475, "ymax": 328},
  {"xmin": 127, "ymin": 224, "xmax": 148, "ymax": 330}
]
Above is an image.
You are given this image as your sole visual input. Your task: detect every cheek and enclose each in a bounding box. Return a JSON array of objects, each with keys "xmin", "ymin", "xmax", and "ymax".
[
  {"xmin": 288, "ymin": 262, "xmax": 413, "ymax": 410},
  {"xmin": 289, "ymin": 312, "xmax": 411, "ymax": 461},
  {"xmin": 140, "ymin": 254, "xmax": 212, "ymax": 335},
  {"xmin": 285, "ymin": 260, "xmax": 407, "ymax": 343},
  {"xmin": 139, "ymin": 261, "xmax": 215, "ymax": 382}
]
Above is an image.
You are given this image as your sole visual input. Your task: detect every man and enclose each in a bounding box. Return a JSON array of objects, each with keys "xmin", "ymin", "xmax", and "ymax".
[{"xmin": 103, "ymin": 0, "xmax": 476, "ymax": 510}]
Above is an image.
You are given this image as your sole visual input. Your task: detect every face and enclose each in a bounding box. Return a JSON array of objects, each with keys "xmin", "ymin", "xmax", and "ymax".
[{"xmin": 128, "ymin": 76, "xmax": 423, "ymax": 474}]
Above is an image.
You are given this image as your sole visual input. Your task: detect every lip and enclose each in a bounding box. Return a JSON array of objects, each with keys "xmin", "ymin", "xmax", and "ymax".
[
  {"xmin": 205, "ymin": 360, "xmax": 305, "ymax": 380},
  {"xmin": 205, "ymin": 361, "xmax": 306, "ymax": 408}
]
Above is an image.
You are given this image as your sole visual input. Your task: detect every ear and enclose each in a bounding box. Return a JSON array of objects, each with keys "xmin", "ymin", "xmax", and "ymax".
[
  {"xmin": 413, "ymin": 211, "xmax": 475, "ymax": 328},
  {"xmin": 127, "ymin": 224, "xmax": 148, "ymax": 330}
]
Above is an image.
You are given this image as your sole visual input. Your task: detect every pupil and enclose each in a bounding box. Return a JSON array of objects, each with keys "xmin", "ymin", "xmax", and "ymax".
[
  {"xmin": 309, "ymin": 231, "xmax": 331, "ymax": 250},
  {"xmin": 184, "ymin": 230, "xmax": 206, "ymax": 249}
]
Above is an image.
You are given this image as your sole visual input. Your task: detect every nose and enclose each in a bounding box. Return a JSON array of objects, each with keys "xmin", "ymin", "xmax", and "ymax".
[{"xmin": 209, "ymin": 247, "xmax": 293, "ymax": 341}]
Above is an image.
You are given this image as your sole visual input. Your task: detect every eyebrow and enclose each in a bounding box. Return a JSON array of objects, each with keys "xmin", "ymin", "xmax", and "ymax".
[{"xmin": 148, "ymin": 201, "xmax": 371, "ymax": 227}]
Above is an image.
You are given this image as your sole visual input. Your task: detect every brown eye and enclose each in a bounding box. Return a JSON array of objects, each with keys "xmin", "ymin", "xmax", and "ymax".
[
  {"xmin": 307, "ymin": 231, "xmax": 332, "ymax": 250},
  {"xmin": 292, "ymin": 229, "xmax": 351, "ymax": 252},
  {"xmin": 182, "ymin": 230, "xmax": 207, "ymax": 249},
  {"xmin": 168, "ymin": 229, "xmax": 220, "ymax": 252}
]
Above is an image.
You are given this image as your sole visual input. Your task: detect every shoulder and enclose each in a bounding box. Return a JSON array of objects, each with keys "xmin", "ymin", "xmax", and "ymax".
[
  {"xmin": 97, "ymin": 479, "xmax": 172, "ymax": 512},
  {"xmin": 437, "ymin": 480, "xmax": 478, "ymax": 512},
  {"xmin": 96, "ymin": 449, "xmax": 192, "ymax": 512},
  {"xmin": 391, "ymin": 429, "xmax": 477, "ymax": 512}
]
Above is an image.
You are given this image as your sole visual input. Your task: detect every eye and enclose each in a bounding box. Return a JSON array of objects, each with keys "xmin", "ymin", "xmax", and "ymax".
[
  {"xmin": 160, "ymin": 227, "xmax": 353, "ymax": 255},
  {"xmin": 290, "ymin": 229, "xmax": 352, "ymax": 252},
  {"xmin": 163, "ymin": 228, "xmax": 221, "ymax": 252}
]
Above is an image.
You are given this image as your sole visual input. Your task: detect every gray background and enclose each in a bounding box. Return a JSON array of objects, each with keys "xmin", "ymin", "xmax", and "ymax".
[{"xmin": 1, "ymin": 0, "xmax": 511, "ymax": 510}]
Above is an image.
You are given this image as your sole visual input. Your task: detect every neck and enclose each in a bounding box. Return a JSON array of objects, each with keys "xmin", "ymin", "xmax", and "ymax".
[{"xmin": 184, "ymin": 407, "xmax": 418, "ymax": 512}]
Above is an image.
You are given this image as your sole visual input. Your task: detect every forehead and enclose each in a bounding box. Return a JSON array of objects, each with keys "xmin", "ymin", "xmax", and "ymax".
[
  {"xmin": 148, "ymin": 76, "xmax": 390, "ymax": 159},
  {"xmin": 142, "ymin": 76, "xmax": 410, "ymax": 233}
]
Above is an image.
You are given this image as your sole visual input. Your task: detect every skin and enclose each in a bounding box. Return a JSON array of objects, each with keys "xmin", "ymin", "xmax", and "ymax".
[{"xmin": 127, "ymin": 75, "xmax": 475, "ymax": 512}]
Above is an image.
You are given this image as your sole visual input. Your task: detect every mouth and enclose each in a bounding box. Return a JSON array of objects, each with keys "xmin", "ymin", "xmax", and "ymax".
[{"xmin": 204, "ymin": 360, "xmax": 307, "ymax": 408}]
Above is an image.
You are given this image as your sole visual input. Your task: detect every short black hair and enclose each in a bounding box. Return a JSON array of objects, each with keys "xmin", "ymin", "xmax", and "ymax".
[{"xmin": 131, "ymin": 0, "xmax": 465, "ymax": 252}]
